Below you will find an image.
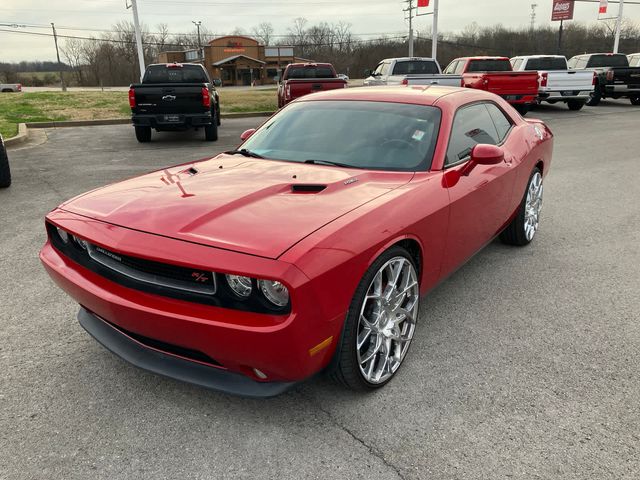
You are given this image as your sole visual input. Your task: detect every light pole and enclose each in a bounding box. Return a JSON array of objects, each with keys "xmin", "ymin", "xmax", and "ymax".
[
  {"xmin": 613, "ymin": 0, "xmax": 625, "ymax": 53},
  {"xmin": 127, "ymin": 0, "xmax": 146, "ymax": 81},
  {"xmin": 192, "ymin": 21, "xmax": 202, "ymax": 59}
]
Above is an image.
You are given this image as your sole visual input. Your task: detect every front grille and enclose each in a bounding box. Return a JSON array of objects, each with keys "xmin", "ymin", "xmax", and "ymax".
[{"xmin": 87, "ymin": 243, "xmax": 216, "ymax": 295}]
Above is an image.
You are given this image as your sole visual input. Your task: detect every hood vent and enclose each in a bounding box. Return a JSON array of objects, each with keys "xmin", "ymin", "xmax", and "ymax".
[{"xmin": 290, "ymin": 184, "xmax": 327, "ymax": 194}]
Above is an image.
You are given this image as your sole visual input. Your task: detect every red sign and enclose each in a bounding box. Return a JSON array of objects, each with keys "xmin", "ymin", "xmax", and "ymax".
[
  {"xmin": 599, "ymin": 0, "xmax": 608, "ymax": 14},
  {"xmin": 552, "ymin": 0, "xmax": 574, "ymax": 21},
  {"xmin": 417, "ymin": 0, "xmax": 430, "ymax": 7}
]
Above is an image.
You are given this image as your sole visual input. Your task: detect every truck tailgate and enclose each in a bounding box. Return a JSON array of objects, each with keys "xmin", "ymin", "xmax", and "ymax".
[
  {"xmin": 480, "ymin": 72, "xmax": 539, "ymax": 95},
  {"xmin": 131, "ymin": 83, "xmax": 207, "ymax": 115},
  {"xmin": 611, "ymin": 67, "xmax": 640, "ymax": 88},
  {"xmin": 545, "ymin": 70, "xmax": 594, "ymax": 91},
  {"xmin": 288, "ymin": 78, "xmax": 347, "ymax": 100}
]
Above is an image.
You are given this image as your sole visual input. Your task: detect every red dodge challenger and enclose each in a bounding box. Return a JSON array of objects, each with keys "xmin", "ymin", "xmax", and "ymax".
[{"xmin": 40, "ymin": 86, "xmax": 552, "ymax": 397}]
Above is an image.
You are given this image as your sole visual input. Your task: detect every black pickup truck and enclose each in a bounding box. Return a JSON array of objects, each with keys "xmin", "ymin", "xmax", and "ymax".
[
  {"xmin": 568, "ymin": 53, "xmax": 640, "ymax": 106},
  {"xmin": 129, "ymin": 63, "xmax": 221, "ymax": 142},
  {"xmin": 0, "ymin": 134, "xmax": 11, "ymax": 188}
]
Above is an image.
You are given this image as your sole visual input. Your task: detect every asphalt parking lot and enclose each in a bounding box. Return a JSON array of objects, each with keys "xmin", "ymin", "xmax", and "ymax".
[{"xmin": 2, "ymin": 100, "xmax": 639, "ymax": 480}]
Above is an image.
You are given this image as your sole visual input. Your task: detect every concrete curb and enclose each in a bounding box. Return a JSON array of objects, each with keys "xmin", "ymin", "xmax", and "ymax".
[
  {"xmin": 4, "ymin": 123, "xmax": 29, "ymax": 146},
  {"xmin": 24, "ymin": 111, "xmax": 276, "ymax": 130}
]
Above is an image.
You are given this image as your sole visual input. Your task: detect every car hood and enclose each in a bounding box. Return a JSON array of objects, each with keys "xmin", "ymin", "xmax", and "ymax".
[{"xmin": 61, "ymin": 155, "xmax": 414, "ymax": 259}]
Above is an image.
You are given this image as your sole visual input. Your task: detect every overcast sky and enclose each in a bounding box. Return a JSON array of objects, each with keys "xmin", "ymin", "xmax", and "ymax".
[{"xmin": 1, "ymin": 0, "xmax": 638, "ymax": 62}]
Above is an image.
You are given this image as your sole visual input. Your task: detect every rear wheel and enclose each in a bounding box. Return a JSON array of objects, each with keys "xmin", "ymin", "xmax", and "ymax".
[
  {"xmin": 330, "ymin": 246, "xmax": 420, "ymax": 390},
  {"xmin": 134, "ymin": 126, "xmax": 151, "ymax": 143},
  {"xmin": 567, "ymin": 100, "xmax": 585, "ymax": 111},
  {"xmin": 514, "ymin": 104, "xmax": 530, "ymax": 116},
  {"xmin": 204, "ymin": 121, "xmax": 218, "ymax": 141},
  {"xmin": 586, "ymin": 86, "xmax": 602, "ymax": 106},
  {"xmin": 0, "ymin": 140, "xmax": 11, "ymax": 188},
  {"xmin": 216, "ymin": 104, "xmax": 221, "ymax": 125},
  {"xmin": 630, "ymin": 97, "xmax": 640, "ymax": 106},
  {"xmin": 500, "ymin": 168, "xmax": 544, "ymax": 246}
]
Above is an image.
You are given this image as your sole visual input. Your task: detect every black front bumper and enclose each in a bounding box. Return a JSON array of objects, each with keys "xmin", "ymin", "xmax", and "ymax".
[
  {"xmin": 132, "ymin": 112, "xmax": 212, "ymax": 129},
  {"xmin": 78, "ymin": 307, "xmax": 296, "ymax": 398}
]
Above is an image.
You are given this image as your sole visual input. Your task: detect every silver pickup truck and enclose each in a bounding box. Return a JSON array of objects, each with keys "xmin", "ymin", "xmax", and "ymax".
[
  {"xmin": 510, "ymin": 55, "xmax": 594, "ymax": 110},
  {"xmin": 1, "ymin": 83, "xmax": 22, "ymax": 93},
  {"xmin": 363, "ymin": 57, "xmax": 462, "ymax": 87}
]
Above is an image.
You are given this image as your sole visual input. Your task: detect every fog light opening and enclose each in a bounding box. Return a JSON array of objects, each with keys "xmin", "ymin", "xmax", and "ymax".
[{"xmin": 253, "ymin": 368, "xmax": 268, "ymax": 380}]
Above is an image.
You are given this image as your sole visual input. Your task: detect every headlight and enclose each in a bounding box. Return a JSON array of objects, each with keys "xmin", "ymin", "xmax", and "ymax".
[
  {"xmin": 226, "ymin": 274, "xmax": 252, "ymax": 298},
  {"xmin": 258, "ymin": 279, "xmax": 289, "ymax": 307},
  {"xmin": 56, "ymin": 227, "xmax": 69, "ymax": 243}
]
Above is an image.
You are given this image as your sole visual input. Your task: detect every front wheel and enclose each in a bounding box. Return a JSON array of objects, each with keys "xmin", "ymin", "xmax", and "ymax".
[
  {"xmin": 567, "ymin": 100, "xmax": 585, "ymax": 111},
  {"xmin": 500, "ymin": 168, "xmax": 544, "ymax": 246},
  {"xmin": 330, "ymin": 246, "xmax": 420, "ymax": 390},
  {"xmin": 586, "ymin": 87, "xmax": 602, "ymax": 106},
  {"xmin": 630, "ymin": 97, "xmax": 640, "ymax": 106},
  {"xmin": 0, "ymin": 140, "xmax": 11, "ymax": 188}
]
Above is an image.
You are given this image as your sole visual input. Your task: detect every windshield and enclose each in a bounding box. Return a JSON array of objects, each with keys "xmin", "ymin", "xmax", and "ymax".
[
  {"xmin": 241, "ymin": 100, "xmax": 442, "ymax": 171},
  {"xmin": 392, "ymin": 61, "xmax": 440, "ymax": 75},
  {"xmin": 525, "ymin": 57, "xmax": 567, "ymax": 70},
  {"xmin": 467, "ymin": 60, "xmax": 512, "ymax": 72},
  {"xmin": 587, "ymin": 54, "xmax": 629, "ymax": 68},
  {"xmin": 143, "ymin": 65, "xmax": 209, "ymax": 83}
]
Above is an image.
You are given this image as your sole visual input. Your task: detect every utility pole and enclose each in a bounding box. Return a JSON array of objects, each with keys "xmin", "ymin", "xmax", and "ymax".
[
  {"xmin": 403, "ymin": 0, "xmax": 415, "ymax": 57},
  {"xmin": 613, "ymin": 0, "xmax": 625, "ymax": 53},
  {"xmin": 192, "ymin": 20, "xmax": 202, "ymax": 59},
  {"xmin": 50, "ymin": 23, "xmax": 66, "ymax": 92},
  {"xmin": 432, "ymin": 0, "xmax": 439, "ymax": 59},
  {"xmin": 127, "ymin": 0, "xmax": 146, "ymax": 81}
]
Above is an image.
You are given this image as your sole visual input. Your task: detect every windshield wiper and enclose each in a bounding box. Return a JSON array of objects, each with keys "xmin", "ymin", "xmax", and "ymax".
[
  {"xmin": 304, "ymin": 159, "xmax": 353, "ymax": 168},
  {"xmin": 225, "ymin": 149, "xmax": 264, "ymax": 159}
]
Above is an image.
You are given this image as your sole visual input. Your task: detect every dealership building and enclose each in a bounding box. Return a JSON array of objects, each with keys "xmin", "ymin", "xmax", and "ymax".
[{"xmin": 158, "ymin": 35, "xmax": 311, "ymax": 86}]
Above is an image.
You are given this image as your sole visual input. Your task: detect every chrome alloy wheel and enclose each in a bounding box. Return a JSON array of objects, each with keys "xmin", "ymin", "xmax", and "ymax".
[
  {"xmin": 524, "ymin": 171, "xmax": 544, "ymax": 241},
  {"xmin": 356, "ymin": 256, "xmax": 419, "ymax": 384}
]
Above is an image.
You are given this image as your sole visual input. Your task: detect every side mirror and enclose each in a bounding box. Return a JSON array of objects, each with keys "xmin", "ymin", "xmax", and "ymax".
[
  {"xmin": 213, "ymin": 78, "xmax": 222, "ymax": 87},
  {"xmin": 462, "ymin": 144, "xmax": 504, "ymax": 176},
  {"xmin": 364, "ymin": 69, "xmax": 372, "ymax": 78},
  {"xmin": 240, "ymin": 128, "xmax": 256, "ymax": 141}
]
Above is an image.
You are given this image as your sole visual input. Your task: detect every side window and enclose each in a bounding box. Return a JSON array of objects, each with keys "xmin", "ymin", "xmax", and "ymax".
[
  {"xmin": 454, "ymin": 61, "xmax": 466, "ymax": 74},
  {"xmin": 445, "ymin": 104, "xmax": 500, "ymax": 167},
  {"xmin": 567, "ymin": 57, "xmax": 577, "ymax": 69},
  {"xmin": 372, "ymin": 63, "xmax": 384, "ymax": 76},
  {"xmin": 576, "ymin": 58, "xmax": 588, "ymax": 69},
  {"xmin": 380, "ymin": 62, "xmax": 391, "ymax": 76},
  {"xmin": 512, "ymin": 58, "xmax": 524, "ymax": 70},
  {"xmin": 444, "ymin": 60, "xmax": 459, "ymax": 74},
  {"xmin": 484, "ymin": 103, "xmax": 513, "ymax": 142}
]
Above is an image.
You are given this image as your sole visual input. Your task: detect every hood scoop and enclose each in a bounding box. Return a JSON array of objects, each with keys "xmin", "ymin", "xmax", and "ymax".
[{"xmin": 290, "ymin": 184, "xmax": 327, "ymax": 194}]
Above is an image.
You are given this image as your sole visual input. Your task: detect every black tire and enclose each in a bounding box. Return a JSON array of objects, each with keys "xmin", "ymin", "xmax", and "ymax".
[
  {"xmin": 567, "ymin": 100, "xmax": 585, "ymax": 111},
  {"xmin": 500, "ymin": 167, "xmax": 543, "ymax": 247},
  {"xmin": 134, "ymin": 126, "xmax": 151, "ymax": 143},
  {"xmin": 329, "ymin": 246, "xmax": 419, "ymax": 391},
  {"xmin": 204, "ymin": 121, "xmax": 218, "ymax": 141},
  {"xmin": 586, "ymin": 86, "xmax": 602, "ymax": 106},
  {"xmin": 216, "ymin": 104, "xmax": 221, "ymax": 126},
  {"xmin": 514, "ymin": 104, "xmax": 530, "ymax": 116},
  {"xmin": 0, "ymin": 140, "xmax": 11, "ymax": 188},
  {"xmin": 630, "ymin": 97, "xmax": 640, "ymax": 106}
]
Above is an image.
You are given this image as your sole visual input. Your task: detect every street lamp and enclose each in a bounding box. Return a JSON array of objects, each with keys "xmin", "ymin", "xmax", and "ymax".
[{"xmin": 192, "ymin": 21, "xmax": 202, "ymax": 60}]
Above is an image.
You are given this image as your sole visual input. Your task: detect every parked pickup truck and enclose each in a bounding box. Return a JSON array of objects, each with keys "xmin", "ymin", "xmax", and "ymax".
[
  {"xmin": 277, "ymin": 63, "xmax": 347, "ymax": 108},
  {"xmin": 363, "ymin": 57, "xmax": 462, "ymax": 87},
  {"xmin": 0, "ymin": 134, "xmax": 11, "ymax": 188},
  {"xmin": 129, "ymin": 63, "xmax": 220, "ymax": 143},
  {"xmin": 510, "ymin": 55, "xmax": 594, "ymax": 110},
  {"xmin": 444, "ymin": 56, "xmax": 539, "ymax": 115},
  {"xmin": 568, "ymin": 53, "xmax": 640, "ymax": 106},
  {"xmin": 1, "ymin": 83, "xmax": 22, "ymax": 93}
]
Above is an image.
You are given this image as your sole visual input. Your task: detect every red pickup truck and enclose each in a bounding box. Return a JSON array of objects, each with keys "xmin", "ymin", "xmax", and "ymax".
[
  {"xmin": 277, "ymin": 63, "xmax": 347, "ymax": 107},
  {"xmin": 444, "ymin": 56, "xmax": 539, "ymax": 115}
]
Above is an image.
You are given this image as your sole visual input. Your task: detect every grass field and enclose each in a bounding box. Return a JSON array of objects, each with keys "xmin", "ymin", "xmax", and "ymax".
[{"xmin": 0, "ymin": 88, "xmax": 278, "ymax": 139}]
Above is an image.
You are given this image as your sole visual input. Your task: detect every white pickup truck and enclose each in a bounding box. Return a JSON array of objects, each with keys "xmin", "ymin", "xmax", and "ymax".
[
  {"xmin": 510, "ymin": 55, "xmax": 594, "ymax": 110},
  {"xmin": 363, "ymin": 57, "xmax": 462, "ymax": 87},
  {"xmin": 0, "ymin": 83, "xmax": 22, "ymax": 93}
]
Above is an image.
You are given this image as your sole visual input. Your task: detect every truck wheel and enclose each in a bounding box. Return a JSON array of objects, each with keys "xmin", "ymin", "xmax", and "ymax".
[
  {"xmin": 0, "ymin": 141, "xmax": 11, "ymax": 188},
  {"xmin": 514, "ymin": 104, "xmax": 529, "ymax": 116},
  {"xmin": 216, "ymin": 105, "xmax": 221, "ymax": 126},
  {"xmin": 567, "ymin": 100, "xmax": 585, "ymax": 111},
  {"xmin": 586, "ymin": 87, "xmax": 601, "ymax": 106},
  {"xmin": 204, "ymin": 122, "xmax": 218, "ymax": 141},
  {"xmin": 134, "ymin": 126, "xmax": 151, "ymax": 143},
  {"xmin": 630, "ymin": 97, "xmax": 640, "ymax": 106}
]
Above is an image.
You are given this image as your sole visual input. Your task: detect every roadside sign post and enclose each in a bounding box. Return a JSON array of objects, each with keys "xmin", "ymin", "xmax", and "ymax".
[{"xmin": 551, "ymin": 0, "xmax": 575, "ymax": 54}]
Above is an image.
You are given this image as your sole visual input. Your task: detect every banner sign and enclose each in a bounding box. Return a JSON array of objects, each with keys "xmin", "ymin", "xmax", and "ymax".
[
  {"xmin": 417, "ymin": 0, "xmax": 430, "ymax": 7},
  {"xmin": 552, "ymin": 0, "xmax": 575, "ymax": 21},
  {"xmin": 599, "ymin": 0, "xmax": 608, "ymax": 14}
]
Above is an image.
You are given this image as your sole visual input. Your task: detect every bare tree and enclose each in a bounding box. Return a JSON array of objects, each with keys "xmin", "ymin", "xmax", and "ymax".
[
  {"xmin": 252, "ymin": 22, "xmax": 274, "ymax": 45},
  {"xmin": 61, "ymin": 37, "xmax": 85, "ymax": 85}
]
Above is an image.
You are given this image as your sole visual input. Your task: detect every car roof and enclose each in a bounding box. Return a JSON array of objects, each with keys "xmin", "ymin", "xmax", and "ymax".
[
  {"xmin": 457, "ymin": 56, "xmax": 509, "ymax": 61},
  {"xmin": 513, "ymin": 55, "xmax": 565, "ymax": 59},
  {"xmin": 294, "ymin": 85, "xmax": 491, "ymax": 107},
  {"xmin": 380, "ymin": 57, "xmax": 437, "ymax": 62}
]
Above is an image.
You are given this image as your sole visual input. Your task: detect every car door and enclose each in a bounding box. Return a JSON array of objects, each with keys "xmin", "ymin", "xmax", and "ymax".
[{"xmin": 440, "ymin": 102, "xmax": 517, "ymax": 277}]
